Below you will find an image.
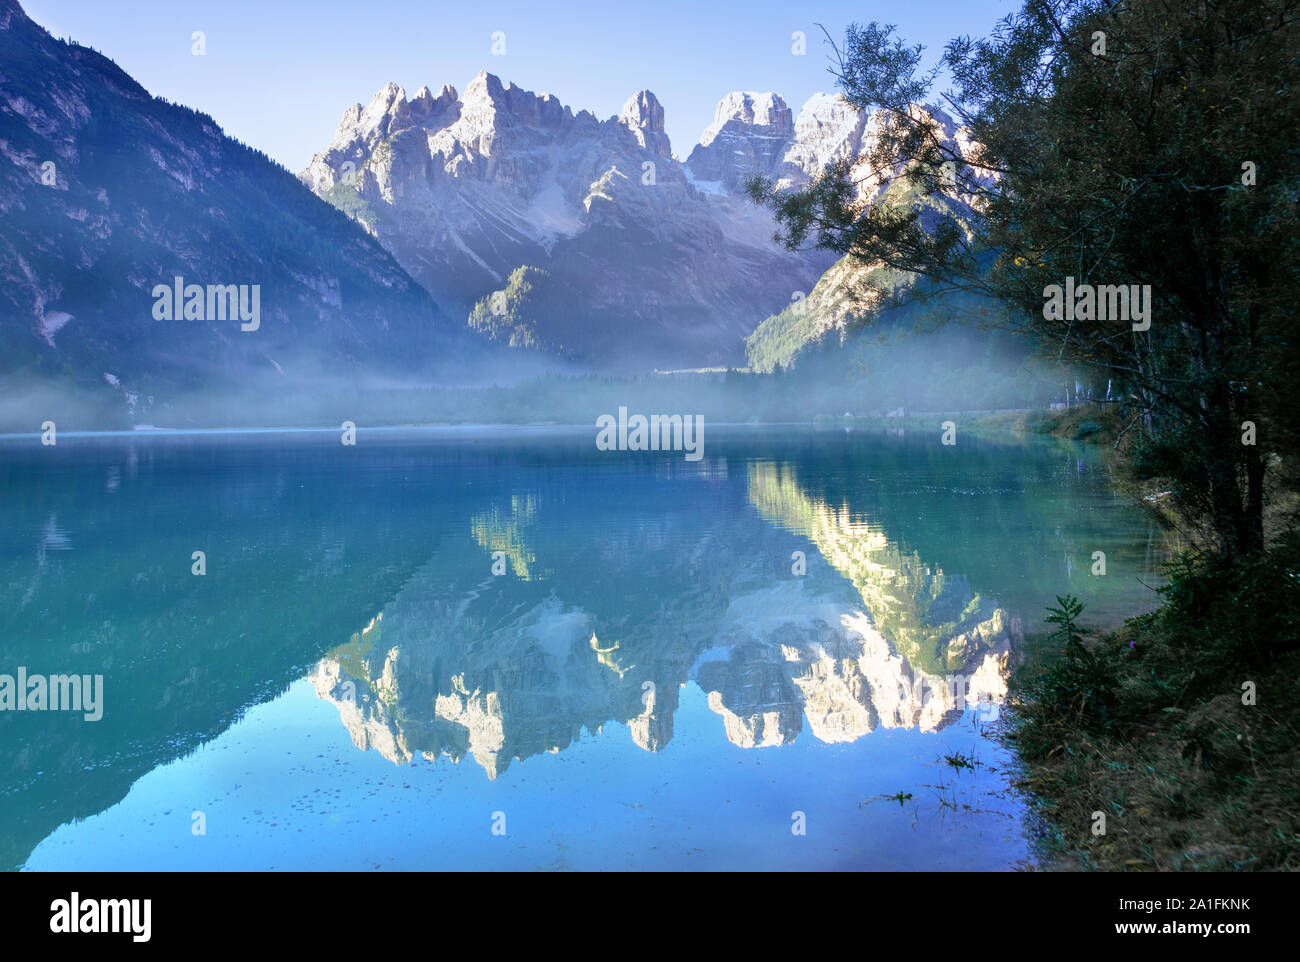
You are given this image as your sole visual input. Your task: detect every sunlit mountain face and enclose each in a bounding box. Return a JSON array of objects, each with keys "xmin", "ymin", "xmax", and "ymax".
[
  {"xmin": 310, "ymin": 456, "xmax": 1020, "ymax": 773},
  {"xmin": 5, "ymin": 427, "xmax": 1165, "ymax": 870}
]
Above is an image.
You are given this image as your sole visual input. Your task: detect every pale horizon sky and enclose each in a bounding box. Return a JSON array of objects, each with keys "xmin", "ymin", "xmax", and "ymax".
[{"xmin": 21, "ymin": 0, "xmax": 1016, "ymax": 172}]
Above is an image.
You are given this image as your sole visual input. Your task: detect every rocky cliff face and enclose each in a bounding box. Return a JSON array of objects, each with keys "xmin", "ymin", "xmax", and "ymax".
[
  {"xmin": 303, "ymin": 76, "xmax": 994, "ymax": 370},
  {"xmin": 679, "ymin": 91, "xmax": 1008, "ymax": 377},
  {"xmin": 685, "ymin": 91, "xmax": 795, "ymax": 192},
  {"xmin": 729, "ymin": 100, "xmax": 1001, "ymax": 373},
  {"xmin": 687, "ymin": 94, "xmax": 990, "ymax": 204},
  {"xmin": 303, "ymin": 74, "xmax": 850, "ymax": 369}
]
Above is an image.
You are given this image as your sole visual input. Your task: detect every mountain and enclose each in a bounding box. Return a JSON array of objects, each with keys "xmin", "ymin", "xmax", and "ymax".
[
  {"xmin": 0, "ymin": 0, "xmax": 482, "ymax": 427},
  {"xmin": 0, "ymin": 0, "xmax": 1009, "ymax": 410},
  {"xmin": 738, "ymin": 104, "xmax": 1003, "ymax": 373},
  {"xmin": 303, "ymin": 77, "xmax": 1007, "ymax": 372},
  {"xmin": 303, "ymin": 75, "xmax": 846, "ymax": 369},
  {"xmin": 685, "ymin": 97, "xmax": 1044, "ymax": 410},
  {"xmin": 687, "ymin": 90, "xmax": 879, "ymax": 197}
]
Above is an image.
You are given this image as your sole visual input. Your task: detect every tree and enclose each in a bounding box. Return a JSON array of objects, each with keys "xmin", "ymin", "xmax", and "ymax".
[{"xmin": 748, "ymin": 0, "xmax": 1300, "ymax": 561}]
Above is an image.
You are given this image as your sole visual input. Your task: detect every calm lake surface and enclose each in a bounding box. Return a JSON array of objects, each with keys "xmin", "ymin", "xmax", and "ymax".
[{"xmin": 0, "ymin": 425, "xmax": 1164, "ymax": 871}]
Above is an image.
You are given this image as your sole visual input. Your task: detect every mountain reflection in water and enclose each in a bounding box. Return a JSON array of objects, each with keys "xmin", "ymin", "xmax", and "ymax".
[
  {"xmin": 311, "ymin": 459, "xmax": 1017, "ymax": 775},
  {"xmin": 2, "ymin": 426, "xmax": 1164, "ymax": 870}
]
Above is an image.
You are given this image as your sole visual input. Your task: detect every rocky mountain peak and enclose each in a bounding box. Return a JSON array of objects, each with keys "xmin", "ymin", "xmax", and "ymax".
[
  {"xmin": 367, "ymin": 81, "xmax": 410, "ymax": 124},
  {"xmin": 410, "ymin": 82, "xmax": 458, "ymax": 122},
  {"xmin": 685, "ymin": 90, "xmax": 795, "ymax": 190},
  {"xmin": 684, "ymin": 90, "xmax": 989, "ymax": 204},
  {"xmin": 299, "ymin": 73, "xmax": 992, "ymax": 368},
  {"xmin": 775, "ymin": 92, "xmax": 870, "ymax": 191},
  {"xmin": 300, "ymin": 72, "xmax": 835, "ymax": 366},
  {"xmin": 700, "ymin": 90, "xmax": 794, "ymax": 144},
  {"xmin": 462, "ymin": 69, "xmax": 505, "ymax": 105},
  {"xmin": 459, "ymin": 71, "xmax": 570, "ymax": 129},
  {"xmin": 618, "ymin": 90, "xmax": 671, "ymax": 158}
]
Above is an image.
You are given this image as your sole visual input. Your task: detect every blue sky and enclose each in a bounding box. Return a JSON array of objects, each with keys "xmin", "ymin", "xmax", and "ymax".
[{"xmin": 23, "ymin": 0, "xmax": 1015, "ymax": 171}]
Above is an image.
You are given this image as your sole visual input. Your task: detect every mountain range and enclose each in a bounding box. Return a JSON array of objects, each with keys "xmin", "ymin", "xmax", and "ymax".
[
  {"xmin": 302, "ymin": 74, "xmax": 988, "ymax": 369},
  {"xmin": 0, "ymin": 0, "xmax": 993, "ymax": 422}
]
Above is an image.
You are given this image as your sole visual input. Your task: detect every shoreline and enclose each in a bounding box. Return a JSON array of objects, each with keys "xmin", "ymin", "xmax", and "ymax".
[{"xmin": 0, "ymin": 405, "xmax": 1112, "ymax": 441}]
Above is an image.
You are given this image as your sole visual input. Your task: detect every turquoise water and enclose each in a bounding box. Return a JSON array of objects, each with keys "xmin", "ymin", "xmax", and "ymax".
[{"xmin": 1, "ymin": 425, "xmax": 1163, "ymax": 870}]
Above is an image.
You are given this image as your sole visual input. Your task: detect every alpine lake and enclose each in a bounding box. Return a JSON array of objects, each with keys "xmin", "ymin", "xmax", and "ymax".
[{"xmin": 0, "ymin": 423, "xmax": 1165, "ymax": 871}]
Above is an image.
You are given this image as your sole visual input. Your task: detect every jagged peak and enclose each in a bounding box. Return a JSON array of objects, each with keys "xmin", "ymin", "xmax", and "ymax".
[
  {"xmin": 457, "ymin": 72, "xmax": 573, "ymax": 131},
  {"xmin": 369, "ymin": 81, "xmax": 407, "ymax": 107},
  {"xmin": 619, "ymin": 90, "xmax": 665, "ymax": 132},
  {"xmin": 463, "ymin": 69, "xmax": 506, "ymax": 101},
  {"xmin": 698, "ymin": 90, "xmax": 793, "ymax": 149},
  {"xmin": 713, "ymin": 90, "xmax": 790, "ymax": 124},
  {"xmin": 410, "ymin": 82, "xmax": 459, "ymax": 122},
  {"xmin": 617, "ymin": 89, "xmax": 671, "ymax": 157}
]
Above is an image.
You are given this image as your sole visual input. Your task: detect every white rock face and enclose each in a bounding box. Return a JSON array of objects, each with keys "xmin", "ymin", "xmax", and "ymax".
[
  {"xmin": 686, "ymin": 91, "xmax": 795, "ymax": 191},
  {"xmin": 301, "ymin": 74, "xmax": 993, "ymax": 368},
  {"xmin": 782, "ymin": 93, "xmax": 869, "ymax": 187},
  {"xmin": 686, "ymin": 91, "xmax": 993, "ymax": 206},
  {"xmin": 301, "ymin": 73, "xmax": 834, "ymax": 367},
  {"xmin": 618, "ymin": 90, "xmax": 672, "ymax": 158},
  {"xmin": 723, "ymin": 97, "xmax": 1001, "ymax": 371}
]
